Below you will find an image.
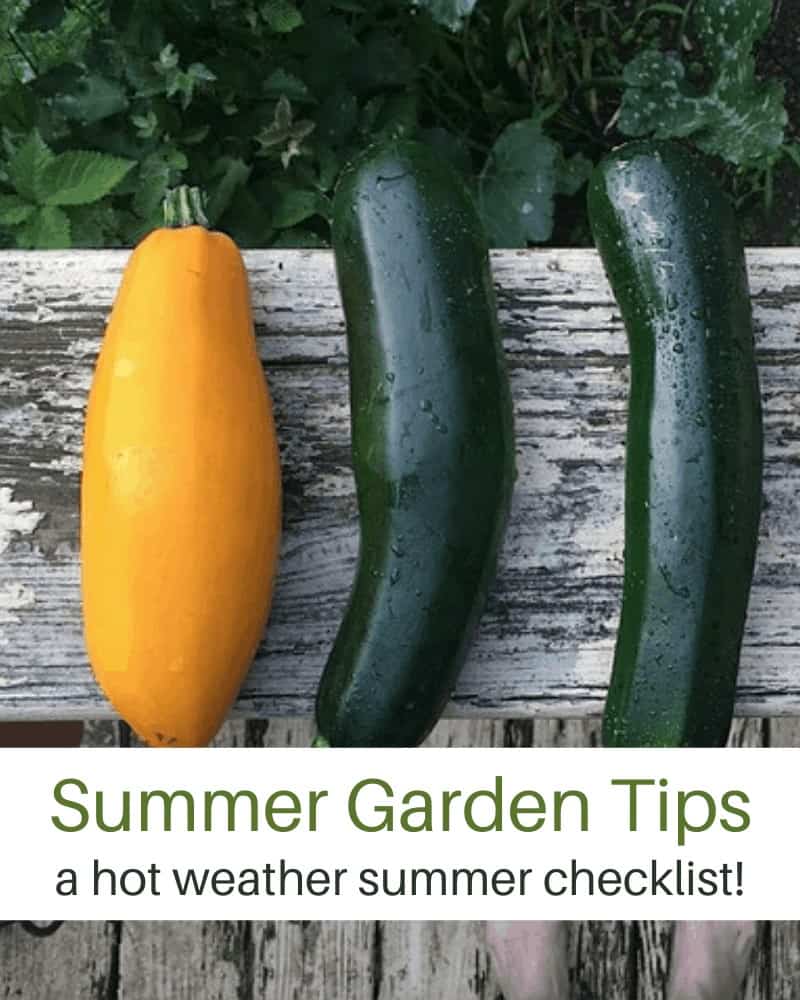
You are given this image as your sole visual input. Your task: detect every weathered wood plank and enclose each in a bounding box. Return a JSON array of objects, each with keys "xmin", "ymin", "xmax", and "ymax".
[
  {"xmin": 744, "ymin": 923, "xmax": 772, "ymax": 1000},
  {"xmin": 380, "ymin": 921, "xmax": 496, "ymax": 1000},
  {"xmin": 1, "ymin": 249, "xmax": 799, "ymax": 719},
  {"xmin": 119, "ymin": 922, "xmax": 246, "ymax": 1000},
  {"xmin": 0, "ymin": 921, "xmax": 117, "ymax": 1000}
]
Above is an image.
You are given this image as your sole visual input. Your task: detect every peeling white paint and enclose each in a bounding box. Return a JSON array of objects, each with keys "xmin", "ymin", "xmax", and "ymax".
[
  {"xmin": 0, "ymin": 487, "xmax": 44, "ymax": 554},
  {"xmin": 0, "ymin": 488, "xmax": 43, "ymax": 645},
  {"xmin": 0, "ymin": 582, "xmax": 36, "ymax": 646},
  {"xmin": 0, "ymin": 371, "xmax": 31, "ymax": 393},
  {"xmin": 0, "ymin": 673, "xmax": 30, "ymax": 687},
  {"xmin": 40, "ymin": 391, "xmax": 89, "ymax": 411},
  {"xmin": 66, "ymin": 337, "xmax": 101, "ymax": 359},
  {"xmin": 30, "ymin": 455, "xmax": 82, "ymax": 475},
  {"xmin": 35, "ymin": 302, "xmax": 57, "ymax": 323},
  {"xmin": 0, "ymin": 579, "xmax": 35, "ymax": 612}
]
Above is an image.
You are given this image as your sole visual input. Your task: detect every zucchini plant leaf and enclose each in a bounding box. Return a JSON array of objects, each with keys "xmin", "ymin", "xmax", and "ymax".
[
  {"xmin": 40, "ymin": 152, "xmax": 135, "ymax": 206},
  {"xmin": 556, "ymin": 151, "xmax": 593, "ymax": 197},
  {"xmin": 618, "ymin": 0, "xmax": 786, "ymax": 166},
  {"xmin": 412, "ymin": 0, "xmax": 478, "ymax": 31},
  {"xmin": 479, "ymin": 119, "xmax": 559, "ymax": 247}
]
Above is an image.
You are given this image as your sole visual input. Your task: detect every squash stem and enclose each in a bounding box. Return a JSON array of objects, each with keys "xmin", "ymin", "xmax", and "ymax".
[
  {"xmin": 163, "ymin": 185, "xmax": 209, "ymax": 228},
  {"xmin": 311, "ymin": 734, "xmax": 330, "ymax": 748}
]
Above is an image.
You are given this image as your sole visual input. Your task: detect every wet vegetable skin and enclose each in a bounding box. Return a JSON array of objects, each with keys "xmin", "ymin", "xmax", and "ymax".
[
  {"xmin": 588, "ymin": 141, "xmax": 763, "ymax": 748},
  {"xmin": 316, "ymin": 140, "xmax": 515, "ymax": 747}
]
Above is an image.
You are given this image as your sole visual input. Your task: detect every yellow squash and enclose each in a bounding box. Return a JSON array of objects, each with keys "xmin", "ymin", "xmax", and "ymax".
[{"xmin": 81, "ymin": 187, "xmax": 281, "ymax": 747}]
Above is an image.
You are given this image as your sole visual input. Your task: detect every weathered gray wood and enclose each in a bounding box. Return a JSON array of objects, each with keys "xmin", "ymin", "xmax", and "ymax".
[
  {"xmin": 0, "ymin": 920, "xmax": 117, "ymax": 1000},
  {"xmin": 381, "ymin": 920, "xmax": 496, "ymax": 1000},
  {"xmin": 1, "ymin": 248, "xmax": 799, "ymax": 719},
  {"xmin": 744, "ymin": 923, "xmax": 772, "ymax": 1000},
  {"xmin": 119, "ymin": 922, "xmax": 246, "ymax": 1000}
]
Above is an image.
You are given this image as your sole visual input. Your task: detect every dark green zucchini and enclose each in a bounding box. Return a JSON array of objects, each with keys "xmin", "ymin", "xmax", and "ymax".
[
  {"xmin": 588, "ymin": 141, "xmax": 763, "ymax": 748},
  {"xmin": 314, "ymin": 140, "xmax": 515, "ymax": 747}
]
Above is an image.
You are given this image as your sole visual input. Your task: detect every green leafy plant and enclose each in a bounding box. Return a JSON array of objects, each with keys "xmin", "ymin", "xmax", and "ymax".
[
  {"xmin": 0, "ymin": 129, "xmax": 133, "ymax": 247},
  {"xmin": 0, "ymin": 0, "xmax": 795, "ymax": 250},
  {"xmin": 471, "ymin": 0, "xmax": 794, "ymax": 242},
  {"xmin": 153, "ymin": 44, "xmax": 217, "ymax": 111},
  {"xmin": 479, "ymin": 118, "xmax": 591, "ymax": 245},
  {"xmin": 618, "ymin": 0, "xmax": 786, "ymax": 167}
]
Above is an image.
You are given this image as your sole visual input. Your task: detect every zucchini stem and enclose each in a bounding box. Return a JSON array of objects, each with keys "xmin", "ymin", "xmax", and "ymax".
[{"xmin": 163, "ymin": 185, "xmax": 209, "ymax": 228}]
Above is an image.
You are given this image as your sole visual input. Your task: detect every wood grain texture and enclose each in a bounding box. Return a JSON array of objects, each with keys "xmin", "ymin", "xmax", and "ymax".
[
  {"xmin": 1, "ymin": 248, "xmax": 799, "ymax": 719},
  {"xmin": 119, "ymin": 922, "xmax": 246, "ymax": 1000},
  {"xmin": 0, "ymin": 921, "xmax": 117, "ymax": 1000}
]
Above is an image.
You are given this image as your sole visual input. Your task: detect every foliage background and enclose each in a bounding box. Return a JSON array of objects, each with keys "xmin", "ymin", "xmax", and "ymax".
[{"xmin": 0, "ymin": 0, "xmax": 796, "ymax": 250}]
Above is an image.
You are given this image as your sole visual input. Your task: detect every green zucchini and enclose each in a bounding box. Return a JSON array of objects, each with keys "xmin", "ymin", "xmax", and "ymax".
[
  {"xmin": 314, "ymin": 140, "xmax": 515, "ymax": 747},
  {"xmin": 588, "ymin": 141, "xmax": 763, "ymax": 747}
]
